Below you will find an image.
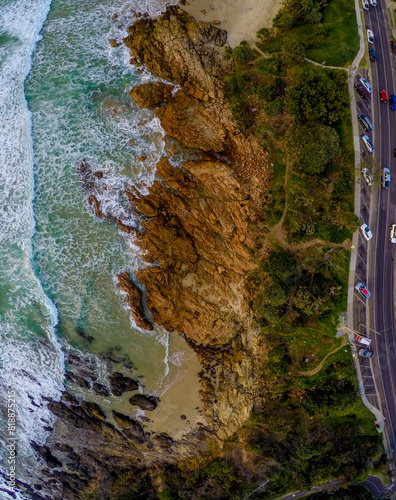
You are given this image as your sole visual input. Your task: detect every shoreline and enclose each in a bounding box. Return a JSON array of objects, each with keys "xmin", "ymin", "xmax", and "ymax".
[
  {"xmin": 179, "ymin": 0, "xmax": 283, "ymax": 48},
  {"xmin": 145, "ymin": 333, "xmax": 206, "ymax": 439}
]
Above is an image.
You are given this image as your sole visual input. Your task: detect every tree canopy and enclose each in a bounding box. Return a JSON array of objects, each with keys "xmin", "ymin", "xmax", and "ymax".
[
  {"xmin": 286, "ymin": 67, "xmax": 349, "ymax": 124},
  {"xmin": 291, "ymin": 123, "xmax": 341, "ymax": 175}
]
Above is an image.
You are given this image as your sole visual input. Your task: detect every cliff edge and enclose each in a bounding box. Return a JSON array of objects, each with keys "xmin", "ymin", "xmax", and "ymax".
[
  {"xmin": 24, "ymin": 7, "xmax": 273, "ymax": 500},
  {"xmin": 120, "ymin": 6, "xmax": 271, "ymax": 435}
]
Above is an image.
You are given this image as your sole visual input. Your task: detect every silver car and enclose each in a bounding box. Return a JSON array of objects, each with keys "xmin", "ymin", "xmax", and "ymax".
[
  {"xmin": 381, "ymin": 167, "xmax": 391, "ymax": 188},
  {"xmin": 390, "ymin": 224, "xmax": 396, "ymax": 243},
  {"xmin": 362, "ymin": 167, "xmax": 374, "ymax": 186},
  {"xmin": 359, "ymin": 348, "xmax": 374, "ymax": 358}
]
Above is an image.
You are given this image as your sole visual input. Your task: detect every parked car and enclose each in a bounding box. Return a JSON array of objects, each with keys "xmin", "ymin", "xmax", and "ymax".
[
  {"xmin": 390, "ymin": 95, "xmax": 396, "ymax": 110},
  {"xmin": 390, "ymin": 40, "xmax": 396, "ymax": 54},
  {"xmin": 369, "ymin": 0, "xmax": 377, "ymax": 5},
  {"xmin": 362, "ymin": 167, "xmax": 374, "ymax": 186},
  {"xmin": 355, "ymin": 282, "xmax": 371, "ymax": 299},
  {"xmin": 361, "ymin": 135, "xmax": 375, "ymax": 153},
  {"xmin": 381, "ymin": 167, "xmax": 391, "ymax": 188},
  {"xmin": 362, "ymin": 0, "xmax": 369, "ymax": 9},
  {"xmin": 381, "ymin": 89, "xmax": 389, "ymax": 101},
  {"xmin": 355, "ymin": 333, "xmax": 371, "ymax": 345},
  {"xmin": 390, "ymin": 224, "xmax": 396, "ymax": 243},
  {"xmin": 360, "ymin": 77, "xmax": 372, "ymax": 93},
  {"xmin": 355, "ymin": 84, "xmax": 369, "ymax": 98},
  {"xmin": 367, "ymin": 29, "xmax": 374, "ymax": 44},
  {"xmin": 360, "ymin": 223, "xmax": 373, "ymax": 240},
  {"xmin": 369, "ymin": 48, "xmax": 376, "ymax": 61},
  {"xmin": 358, "ymin": 114, "xmax": 373, "ymax": 131},
  {"xmin": 359, "ymin": 348, "xmax": 374, "ymax": 358}
]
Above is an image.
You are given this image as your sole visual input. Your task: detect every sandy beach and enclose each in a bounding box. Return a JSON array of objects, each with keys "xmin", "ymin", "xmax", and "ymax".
[
  {"xmin": 180, "ymin": 0, "xmax": 284, "ymax": 47},
  {"xmin": 145, "ymin": 333, "xmax": 206, "ymax": 440}
]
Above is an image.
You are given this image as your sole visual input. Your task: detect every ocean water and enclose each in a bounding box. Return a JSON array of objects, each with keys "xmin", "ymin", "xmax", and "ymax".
[{"xmin": 0, "ymin": 0, "xmax": 186, "ymax": 496}]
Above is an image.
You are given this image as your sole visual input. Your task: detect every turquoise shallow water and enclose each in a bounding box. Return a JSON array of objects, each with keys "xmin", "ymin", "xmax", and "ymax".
[
  {"xmin": 0, "ymin": 0, "xmax": 183, "ymax": 496},
  {"xmin": 27, "ymin": 0, "xmax": 169, "ymax": 390}
]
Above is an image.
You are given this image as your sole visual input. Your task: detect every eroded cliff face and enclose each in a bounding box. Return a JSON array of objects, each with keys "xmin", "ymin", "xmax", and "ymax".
[
  {"xmin": 123, "ymin": 7, "xmax": 270, "ymax": 342},
  {"xmin": 119, "ymin": 6, "xmax": 271, "ymax": 435}
]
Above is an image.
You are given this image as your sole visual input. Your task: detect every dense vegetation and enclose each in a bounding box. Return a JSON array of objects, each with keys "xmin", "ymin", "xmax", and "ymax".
[
  {"xmin": 221, "ymin": 0, "xmax": 385, "ymax": 497},
  {"xmin": 99, "ymin": 1, "xmax": 385, "ymax": 499},
  {"xmin": 226, "ymin": 0, "xmax": 360, "ymax": 353}
]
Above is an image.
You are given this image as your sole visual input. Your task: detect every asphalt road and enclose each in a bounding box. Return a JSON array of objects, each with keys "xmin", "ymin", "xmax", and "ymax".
[
  {"xmin": 273, "ymin": 476, "xmax": 393, "ymax": 499},
  {"xmin": 361, "ymin": 475, "xmax": 393, "ymax": 497},
  {"xmin": 358, "ymin": 0, "xmax": 396, "ymax": 463}
]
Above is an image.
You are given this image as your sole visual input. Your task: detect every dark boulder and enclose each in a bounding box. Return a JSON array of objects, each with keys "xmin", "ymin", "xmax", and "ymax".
[
  {"xmin": 129, "ymin": 394, "xmax": 159, "ymax": 411},
  {"xmin": 109, "ymin": 372, "xmax": 139, "ymax": 396}
]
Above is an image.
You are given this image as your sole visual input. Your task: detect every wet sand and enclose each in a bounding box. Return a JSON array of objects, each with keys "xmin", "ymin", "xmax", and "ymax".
[{"xmin": 145, "ymin": 334, "xmax": 206, "ymax": 440}]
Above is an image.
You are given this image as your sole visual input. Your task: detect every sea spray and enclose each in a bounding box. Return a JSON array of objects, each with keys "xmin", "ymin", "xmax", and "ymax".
[
  {"xmin": 0, "ymin": 0, "xmax": 64, "ymax": 493},
  {"xmin": 26, "ymin": 0, "xmax": 183, "ymax": 394}
]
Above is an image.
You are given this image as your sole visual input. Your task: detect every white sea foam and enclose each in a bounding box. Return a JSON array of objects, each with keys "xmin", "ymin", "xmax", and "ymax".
[
  {"xmin": 0, "ymin": 0, "xmax": 189, "ymax": 495},
  {"xmin": 0, "ymin": 0, "xmax": 65, "ymax": 494},
  {"xmin": 169, "ymin": 350, "xmax": 185, "ymax": 368}
]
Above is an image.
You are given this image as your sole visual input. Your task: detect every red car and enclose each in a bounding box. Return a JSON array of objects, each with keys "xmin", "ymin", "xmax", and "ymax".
[{"xmin": 381, "ymin": 89, "xmax": 389, "ymax": 102}]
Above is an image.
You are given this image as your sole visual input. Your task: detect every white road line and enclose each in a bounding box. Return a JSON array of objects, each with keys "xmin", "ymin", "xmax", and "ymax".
[{"xmin": 370, "ymin": 1, "xmax": 396, "ymax": 451}]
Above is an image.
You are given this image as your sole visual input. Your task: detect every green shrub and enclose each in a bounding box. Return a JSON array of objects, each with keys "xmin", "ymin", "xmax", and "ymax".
[
  {"xmin": 290, "ymin": 124, "xmax": 341, "ymax": 175},
  {"xmin": 268, "ymin": 343, "xmax": 292, "ymax": 375},
  {"xmin": 264, "ymin": 100, "xmax": 284, "ymax": 116},
  {"xmin": 257, "ymin": 27, "xmax": 271, "ymax": 40},
  {"xmin": 233, "ymin": 45, "xmax": 256, "ymax": 61}
]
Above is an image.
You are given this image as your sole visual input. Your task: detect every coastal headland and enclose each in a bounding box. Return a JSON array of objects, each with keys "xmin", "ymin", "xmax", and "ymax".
[
  {"xmin": 21, "ymin": 0, "xmax": 385, "ymax": 498},
  {"xmin": 99, "ymin": 4, "xmax": 272, "ymax": 436},
  {"xmin": 24, "ymin": 5, "xmax": 275, "ymax": 499}
]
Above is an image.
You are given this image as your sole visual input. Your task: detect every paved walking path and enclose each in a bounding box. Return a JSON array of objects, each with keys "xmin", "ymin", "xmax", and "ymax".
[{"xmin": 304, "ymin": 57, "xmax": 349, "ymax": 71}]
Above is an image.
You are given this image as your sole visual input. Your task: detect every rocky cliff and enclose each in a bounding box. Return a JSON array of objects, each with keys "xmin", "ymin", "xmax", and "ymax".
[
  {"xmin": 26, "ymin": 7, "xmax": 272, "ymax": 500},
  {"xmin": 80, "ymin": 5, "xmax": 273, "ymax": 437},
  {"xmin": 120, "ymin": 6, "xmax": 271, "ymax": 434}
]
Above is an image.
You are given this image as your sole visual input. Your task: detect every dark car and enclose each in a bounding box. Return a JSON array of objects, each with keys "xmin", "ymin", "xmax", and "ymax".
[
  {"xmin": 355, "ymin": 84, "xmax": 369, "ymax": 99},
  {"xmin": 369, "ymin": 48, "xmax": 376, "ymax": 61},
  {"xmin": 358, "ymin": 114, "xmax": 373, "ymax": 131},
  {"xmin": 359, "ymin": 348, "xmax": 374, "ymax": 358},
  {"xmin": 390, "ymin": 95, "xmax": 396, "ymax": 110},
  {"xmin": 391, "ymin": 40, "xmax": 396, "ymax": 54}
]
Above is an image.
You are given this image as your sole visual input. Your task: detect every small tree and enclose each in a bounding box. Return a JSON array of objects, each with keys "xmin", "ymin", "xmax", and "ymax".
[{"xmin": 257, "ymin": 27, "xmax": 271, "ymax": 41}]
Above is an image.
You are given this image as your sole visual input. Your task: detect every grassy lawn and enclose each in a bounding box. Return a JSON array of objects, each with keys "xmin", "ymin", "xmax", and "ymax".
[
  {"xmin": 301, "ymin": 347, "xmax": 353, "ymax": 382},
  {"xmin": 283, "ymin": 327, "xmax": 342, "ymax": 370},
  {"xmin": 305, "ymin": 0, "xmax": 359, "ymax": 67}
]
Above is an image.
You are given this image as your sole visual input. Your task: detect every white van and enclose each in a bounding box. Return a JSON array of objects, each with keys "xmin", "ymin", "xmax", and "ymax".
[
  {"xmin": 355, "ymin": 334, "xmax": 371, "ymax": 347},
  {"xmin": 362, "ymin": 0, "xmax": 369, "ymax": 10}
]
